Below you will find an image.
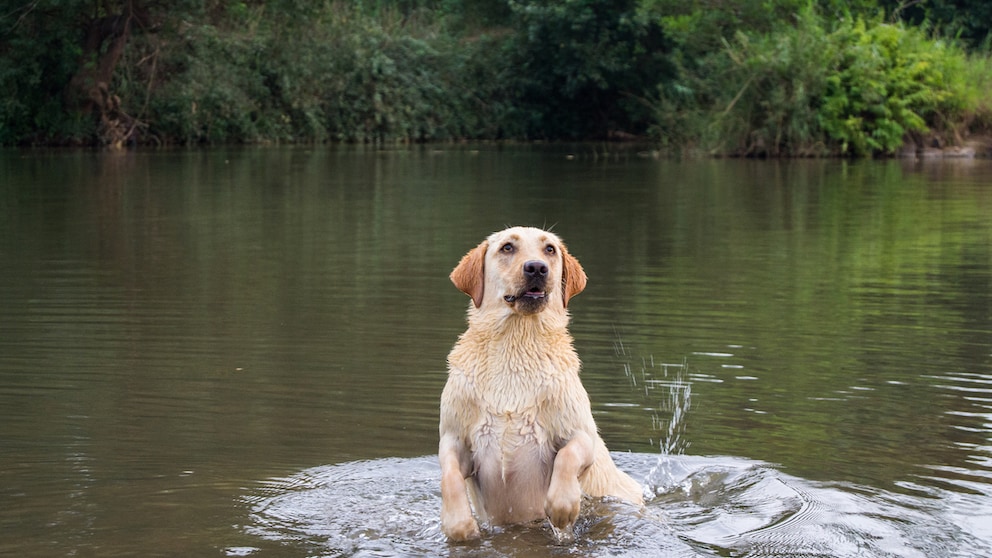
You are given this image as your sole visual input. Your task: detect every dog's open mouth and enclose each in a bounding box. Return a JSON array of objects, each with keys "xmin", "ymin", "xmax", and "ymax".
[{"xmin": 504, "ymin": 289, "xmax": 546, "ymax": 302}]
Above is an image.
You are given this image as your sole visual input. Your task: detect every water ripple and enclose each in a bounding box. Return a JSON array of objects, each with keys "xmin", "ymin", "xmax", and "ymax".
[{"xmin": 242, "ymin": 453, "xmax": 992, "ymax": 558}]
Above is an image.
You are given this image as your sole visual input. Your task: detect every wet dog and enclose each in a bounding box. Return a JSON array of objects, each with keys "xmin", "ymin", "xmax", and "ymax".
[{"xmin": 439, "ymin": 226, "xmax": 643, "ymax": 541}]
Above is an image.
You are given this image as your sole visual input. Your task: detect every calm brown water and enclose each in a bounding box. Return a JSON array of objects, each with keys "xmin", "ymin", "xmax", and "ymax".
[{"xmin": 1, "ymin": 146, "xmax": 990, "ymax": 557}]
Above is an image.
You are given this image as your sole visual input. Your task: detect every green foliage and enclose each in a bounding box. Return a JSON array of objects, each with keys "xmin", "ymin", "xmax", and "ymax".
[
  {"xmin": 0, "ymin": 1, "xmax": 93, "ymax": 144},
  {"xmin": 3, "ymin": 0, "xmax": 519, "ymax": 145},
  {"xmin": 146, "ymin": 24, "xmax": 275, "ymax": 143},
  {"xmin": 115, "ymin": 0, "xmax": 669, "ymax": 144},
  {"xmin": 647, "ymin": 5, "xmax": 835, "ymax": 155},
  {"xmin": 955, "ymin": 51, "xmax": 992, "ymax": 133},
  {"xmin": 503, "ymin": 0, "xmax": 669, "ymax": 138},
  {"xmin": 114, "ymin": 2, "xmax": 524, "ymax": 144},
  {"xmin": 1, "ymin": 0, "xmax": 990, "ymax": 149},
  {"xmin": 644, "ymin": 0, "xmax": 802, "ymax": 56},
  {"xmin": 641, "ymin": 0, "xmax": 880, "ymax": 56},
  {"xmin": 884, "ymin": 0, "xmax": 992, "ymax": 51},
  {"xmin": 708, "ymin": 10, "xmax": 837, "ymax": 156},
  {"xmin": 647, "ymin": 5, "xmax": 983, "ymax": 156},
  {"xmin": 817, "ymin": 19, "xmax": 962, "ymax": 155}
]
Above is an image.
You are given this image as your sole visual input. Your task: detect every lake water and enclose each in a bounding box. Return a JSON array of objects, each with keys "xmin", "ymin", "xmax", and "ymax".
[{"xmin": 1, "ymin": 146, "xmax": 990, "ymax": 557}]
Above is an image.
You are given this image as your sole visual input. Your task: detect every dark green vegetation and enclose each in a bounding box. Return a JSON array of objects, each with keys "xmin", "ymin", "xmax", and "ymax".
[{"xmin": 2, "ymin": 0, "xmax": 990, "ymax": 155}]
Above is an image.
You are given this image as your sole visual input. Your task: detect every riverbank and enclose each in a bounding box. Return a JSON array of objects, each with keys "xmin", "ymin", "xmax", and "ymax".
[
  {"xmin": 2, "ymin": 2, "xmax": 990, "ymax": 156},
  {"xmin": 901, "ymin": 136, "xmax": 992, "ymax": 159}
]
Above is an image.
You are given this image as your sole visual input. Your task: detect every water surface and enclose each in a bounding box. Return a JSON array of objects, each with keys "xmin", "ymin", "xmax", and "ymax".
[{"xmin": 1, "ymin": 147, "xmax": 990, "ymax": 556}]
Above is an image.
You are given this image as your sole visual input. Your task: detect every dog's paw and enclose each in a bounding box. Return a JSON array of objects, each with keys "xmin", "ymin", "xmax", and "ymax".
[
  {"xmin": 441, "ymin": 514, "xmax": 481, "ymax": 542},
  {"xmin": 545, "ymin": 477, "xmax": 582, "ymax": 531}
]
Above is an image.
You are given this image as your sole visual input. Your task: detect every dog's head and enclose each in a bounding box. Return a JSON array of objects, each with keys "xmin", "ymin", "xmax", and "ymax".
[{"xmin": 450, "ymin": 227, "xmax": 587, "ymax": 315}]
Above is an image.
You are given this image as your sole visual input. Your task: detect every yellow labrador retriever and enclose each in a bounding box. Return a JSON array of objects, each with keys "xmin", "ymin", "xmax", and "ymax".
[{"xmin": 439, "ymin": 226, "xmax": 643, "ymax": 541}]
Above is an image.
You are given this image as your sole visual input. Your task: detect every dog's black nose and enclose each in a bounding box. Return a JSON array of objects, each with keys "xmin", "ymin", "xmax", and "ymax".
[{"xmin": 523, "ymin": 260, "xmax": 548, "ymax": 278}]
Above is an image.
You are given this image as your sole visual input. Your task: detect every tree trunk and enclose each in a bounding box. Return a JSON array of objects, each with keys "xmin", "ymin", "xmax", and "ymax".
[{"xmin": 64, "ymin": 4, "xmax": 147, "ymax": 147}]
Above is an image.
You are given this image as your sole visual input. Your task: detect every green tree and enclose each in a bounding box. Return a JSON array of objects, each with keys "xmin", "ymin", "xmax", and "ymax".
[
  {"xmin": 885, "ymin": 0, "xmax": 992, "ymax": 50},
  {"xmin": 1, "ymin": 1, "xmax": 94, "ymax": 144},
  {"xmin": 1, "ymin": 0, "xmax": 180, "ymax": 145},
  {"xmin": 503, "ymin": 0, "xmax": 669, "ymax": 138}
]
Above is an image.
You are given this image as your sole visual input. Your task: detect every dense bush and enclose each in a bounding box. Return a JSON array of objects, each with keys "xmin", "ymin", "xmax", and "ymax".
[
  {"xmin": 1, "ymin": 0, "xmax": 990, "ymax": 152},
  {"xmin": 1, "ymin": 1, "xmax": 522, "ymax": 145},
  {"xmin": 121, "ymin": 4, "xmax": 518, "ymax": 144},
  {"xmin": 884, "ymin": 0, "xmax": 992, "ymax": 50},
  {"xmin": 0, "ymin": 0, "xmax": 672, "ymax": 145},
  {"xmin": 649, "ymin": 8, "xmax": 836, "ymax": 155},
  {"xmin": 818, "ymin": 19, "xmax": 964, "ymax": 155},
  {"xmin": 647, "ymin": 5, "xmax": 987, "ymax": 156},
  {"xmin": 500, "ymin": 0, "xmax": 669, "ymax": 139},
  {"xmin": 0, "ymin": 2, "xmax": 91, "ymax": 144}
]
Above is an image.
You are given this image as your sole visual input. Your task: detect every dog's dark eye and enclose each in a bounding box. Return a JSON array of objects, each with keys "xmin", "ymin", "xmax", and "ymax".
[
  {"xmin": 501, "ymin": 243, "xmax": 514, "ymax": 253},
  {"xmin": 545, "ymin": 245, "xmax": 556, "ymax": 255}
]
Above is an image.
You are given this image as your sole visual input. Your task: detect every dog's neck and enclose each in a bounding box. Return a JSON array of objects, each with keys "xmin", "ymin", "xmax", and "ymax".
[
  {"xmin": 465, "ymin": 304, "xmax": 571, "ymax": 336},
  {"xmin": 454, "ymin": 305, "xmax": 577, "ymax": 371},
  {"xmin": 451, "ymin": 309, "xmax": 579, "ymax": 384}
]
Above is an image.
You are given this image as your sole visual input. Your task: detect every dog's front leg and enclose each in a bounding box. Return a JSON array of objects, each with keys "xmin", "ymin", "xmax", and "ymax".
[
  {"xmin": 545, "ymin": 430, "xmax": 594, "ymax": 532},
  {"xmin": 439, "ymin": 434, "xmax": 480, "ymax": 541}
]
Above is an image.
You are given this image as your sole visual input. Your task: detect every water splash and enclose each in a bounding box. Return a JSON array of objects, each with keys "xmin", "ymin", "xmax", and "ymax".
[
  {"xmin": 654, "ymin": 359, "xmax": 692, "ymax": 457},
  {"xmin": 547, "ymin": 521, "xmax": 575, "ymax": 545},
  {"xmin": 613, "ymin": 329, "xmax": 692, "ymax": 456}
]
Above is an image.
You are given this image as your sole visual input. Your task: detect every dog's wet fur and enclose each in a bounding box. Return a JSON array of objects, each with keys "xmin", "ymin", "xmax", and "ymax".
[{"xmin": 439, "ymin": 227, "xmax": 643, "ymax": 541}]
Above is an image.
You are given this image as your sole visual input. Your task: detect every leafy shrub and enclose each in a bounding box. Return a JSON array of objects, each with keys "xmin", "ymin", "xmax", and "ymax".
[
  {"xmin": 143, "ymin": 24, "xmax": 280, "ymax": 144},
  {"xmin": 4, "ymin": 0, "xmax": 989, "ymax": 148},
  {"xmin": 0, "ymin": 2, "xmax": 94, "ymax": 144},
  {"xmin": 503, "ymin": 0, "xmax": 669, "ymax": 138},
  {"xmin": 648, "ymin": 6, "xmax": 979, "ymax": 156},
  {"xmin": 942, "ymin": 47, "xmax": 992, "ymax": 137},
  {"xmin": 115, "ymin": 2, "xmax": 526, "ymax": 144},
  {"xmin": 818, "ymin": 19, "xmax": 963, "ymax": 155},
  {"xmin": 713, "ymin": 9, "xmax": 836, "ymax": 156}
]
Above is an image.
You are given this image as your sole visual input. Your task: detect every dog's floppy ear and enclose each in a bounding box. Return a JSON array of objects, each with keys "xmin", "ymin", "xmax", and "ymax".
[
  {"xmin": 561, "ymin": 246, "xmax": 587, "ymax": 307},
  {"xmin": 450, "ymin": 241, "xmax": 488, "ymax": 308}
]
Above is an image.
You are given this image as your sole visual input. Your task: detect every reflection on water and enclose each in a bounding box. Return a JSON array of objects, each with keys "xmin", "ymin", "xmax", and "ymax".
[{"xmin": 0, "ymin": 147, "xmax": 990, "ymax": 556}]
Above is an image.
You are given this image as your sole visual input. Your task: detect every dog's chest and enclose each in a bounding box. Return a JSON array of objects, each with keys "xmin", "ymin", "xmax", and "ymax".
[
  {"xmin": 474, "ymin": 367, "xmax": 550, "ymax": 411},
  {"xmin": 471, "ymin": 378, "xmax": 558, "ymax": 494},
  {"xmin": 454, "ymin": 341, "xmax": 580, "ymax": 443},
  {"xmin": 468, "ymin": 367, "xmax": 569, "ymax": 453}
]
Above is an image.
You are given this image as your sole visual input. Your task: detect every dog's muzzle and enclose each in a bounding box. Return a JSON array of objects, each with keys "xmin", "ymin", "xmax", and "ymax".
[{"xmin": 504, "ymin": 260, "xmax": 549, "ymax": 309}]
